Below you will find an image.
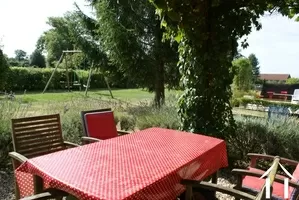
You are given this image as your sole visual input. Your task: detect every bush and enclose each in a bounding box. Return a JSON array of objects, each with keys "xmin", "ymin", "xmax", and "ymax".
[
  {"xmin": 227, "ymin": 115, "xmax": 299, "ymax": 168},
  {"xmin": 117, "ymin": 112, "xmax": 136, "ymax": 131},
  {"xmin": 3, "ymin": 67, "xmax": 137, "ymax": 92},
  {"xmin": 0, "ymin": 100, "xmax": 30, "ymax": 170},
  {"xmin": 126, "ymin": 99, "xmax": 180, "ymax": 130},
  {"xmin": 238, "ymin": 97, "xmax": 299, "ymax": 110}
]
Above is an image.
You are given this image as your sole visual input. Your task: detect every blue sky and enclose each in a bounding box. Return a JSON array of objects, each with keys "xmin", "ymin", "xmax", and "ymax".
[{"xmin": 1, "ymin": 1, "xmax": 299, "ymax": 77}]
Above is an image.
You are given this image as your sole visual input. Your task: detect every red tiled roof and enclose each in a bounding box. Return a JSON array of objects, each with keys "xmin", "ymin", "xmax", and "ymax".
[{"xmin": 259, "ymin": 74, "xmax": 291, "ymax": 81}]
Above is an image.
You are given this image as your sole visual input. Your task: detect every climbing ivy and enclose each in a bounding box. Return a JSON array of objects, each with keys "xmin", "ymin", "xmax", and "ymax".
[{"xmin": 149, "ymin": 0, "xmax": 299, "ymax": 138}]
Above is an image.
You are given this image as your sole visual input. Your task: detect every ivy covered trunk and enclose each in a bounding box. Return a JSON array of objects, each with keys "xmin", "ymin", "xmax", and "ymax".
[{"xmin": 176, "ymin": 1, "xmax": 236, "ymax": 137}]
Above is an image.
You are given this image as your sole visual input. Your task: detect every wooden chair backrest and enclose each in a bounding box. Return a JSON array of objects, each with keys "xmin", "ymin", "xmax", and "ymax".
[
  {"xmin": 11, "ymin": 114, "xmax": 65, "ymax": 159},
  {"xmin": 80, "ymin": 108, "xmax": 112, "ymax": 136}
]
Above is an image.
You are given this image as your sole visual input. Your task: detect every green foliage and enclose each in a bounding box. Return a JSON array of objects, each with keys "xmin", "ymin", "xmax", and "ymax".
[
  {"xmin": 91, "ymin": 0, "xmax": 179, "ymax": 105},
  {"xmin": 37, "ymin": 20, "xmax": 74, "ymax": 66},
  {"xmin": 233, "ymin": 58, "xmax": 253, "ymax": 91},
  {"xmin": 148, "ymin": 0, "xmax": 299, "ymax": 138},
  {"xmin": 117, "ymin": 113, "xmax": 136, "ymax": 131},
  {"xmin": 0, "ymin": 100, "xmax": 29, "ymax": 170},
  {"xmin": 0, "ymin": 49, "xmax": 9, "ymax": 90},
  {"xmin": 126, "ymin": 97, "xmax": 180, "ymax": 130},
  {"xmin": 286, "ymin": 78, "xmax": 299, "ymax": 84},
  {"xmin": 3, "ymin": 67, "xmax": 125, "ymax": 91},
  {"xmin": 248, "ymin": 53, "xmax": 260, "ymax": 83},
  {"xmin": 237, "ymin": 97, "xmax": 299, "ymax": 111},
  {"xmin": 14, "ymin": 49, "xmax": 27, "ymax": 62},
  {"xmin": 228, "ymin": 116, "xmax": 299, "ymax": 167},
  {"xmin": 30, "ymin": 49, "xmax": 46, "ymax": 68}
]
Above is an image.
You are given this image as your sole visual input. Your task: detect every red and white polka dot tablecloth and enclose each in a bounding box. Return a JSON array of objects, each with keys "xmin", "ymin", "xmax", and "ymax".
[{"xmin": 16, "ymin": 127, "xmax": 228, "ymax": 199}]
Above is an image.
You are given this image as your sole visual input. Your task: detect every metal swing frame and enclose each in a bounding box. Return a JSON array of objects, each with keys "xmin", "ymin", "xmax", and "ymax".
[{"xmin": 42, "ymin": 50, "xmax": 113, "ymax": 98}]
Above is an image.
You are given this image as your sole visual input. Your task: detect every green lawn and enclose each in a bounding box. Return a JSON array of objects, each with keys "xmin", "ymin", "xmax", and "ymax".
[
  {"xmin": 8, "ymin": 89, "xmax": 267, "ymax": 118},
  {"xmin": 15, "ymin": 88, "xmax": 182, "ymax": 103}
]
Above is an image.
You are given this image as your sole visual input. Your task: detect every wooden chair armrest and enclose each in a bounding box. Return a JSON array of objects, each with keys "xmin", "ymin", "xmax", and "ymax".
[
  {"xmin": 232, "ymin": 169, "xmax": 299, "ymax": 189},
  {"xmin": 20, "ymin": 189, "xmax": 68, "ymax": 200},
  {"xmin": 181, "ymin": 180, "xmax": 255, "ymax": 200},
  {"xmin": 81, "ymin": 136, "xmax": 101, "ymax": 144},
  {"xmin": 9, "ymin": 152, "xmax": 28, "ymax": 163},
  {"xmin": 248, "ymin": 153, "xmax": 298, "ymax": 167},
  {"xmin": 117, "ymin": 130, "xmax": 131, "ymax": 135},
  {"xmin": 63, "ymin": 141, "xmax": 80, "ymax": 148},
  {"xmin": 20, "ymin": 192, "xmax": 55, "ymax": 200},
  {"xmin": 232, "ymin": 168, "xmax": 264, "ymax": 178}
]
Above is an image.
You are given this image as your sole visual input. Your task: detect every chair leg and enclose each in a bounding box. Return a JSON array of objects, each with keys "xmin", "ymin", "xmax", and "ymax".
[
  {"xmin": 33, "ymin": 175, "xmax": 44, "ymax": 194},
  {"xmin": 14, "ymin": 175, "xmax": 20, "ymax": 200},
  {"xmin": 12, "ymin": 160, "xmax": 20, "ymax": 199},
  {"xmin": 185, "ymin": 185, "xmax": 193, "ymax": 200},
  {"xmin": 211, "ymin": 172, "xmax": 218, "ymax": 198},
  {"xmin": 234, "ymin": 174, "xmax": 243, "ymax": 200}
]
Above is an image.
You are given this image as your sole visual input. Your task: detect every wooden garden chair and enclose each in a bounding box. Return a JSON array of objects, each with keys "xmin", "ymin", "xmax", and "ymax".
[
  {"xmin": 232, "ymin": 153, "xmax": 299, "ymax": 200},
  {"xmin": 81, "ymin": 108, "xmax": 130, "ymax": 144},
  {"xmin": 181, "ymin": 156, "xmax": 280, "ymax": 200},
  {"xmin": 9, "ymin": 114, "xmax": 79, "ymax": 200}
]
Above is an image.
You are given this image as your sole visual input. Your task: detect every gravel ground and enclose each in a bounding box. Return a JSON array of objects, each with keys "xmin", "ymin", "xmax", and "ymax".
[
  {"xmin": 0, "ymin": 170, "xmax": 237, "ymax": 200},
  {"xmin": 0, "ymin": 171, "xmax": 14, "ymax": 200}
]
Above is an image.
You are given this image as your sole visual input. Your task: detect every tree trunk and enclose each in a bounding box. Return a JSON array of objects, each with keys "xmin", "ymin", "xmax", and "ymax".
[
  {"xmin": 154, "ymin": 59, "xmax": 165, "ymax": 107},
  {"xmin": 154, "ymin": 21, "xmax": 165, "ymax": 107},
  {"xmin": 177, "ymin": 0, "xmax": 236, "ymax": 138}
]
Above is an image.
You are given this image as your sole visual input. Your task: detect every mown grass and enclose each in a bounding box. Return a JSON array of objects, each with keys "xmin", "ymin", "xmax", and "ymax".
[{"xmin": 15, "ymin": 88, "xmax": 182, "ymax": 103}]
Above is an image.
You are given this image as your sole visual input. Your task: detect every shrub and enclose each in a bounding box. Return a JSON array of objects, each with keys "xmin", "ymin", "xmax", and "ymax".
[
  {"xmin": 3, "ymin": 67, "xmax": 120, "ymax": 92},
  {"xmin": 126, "ymin": 99, "xmax": 180, "ymax": 130},
  {"xmin": 0, "ymin": 100, "xmax": 30, "ymax": 170},
  {"xmin": 118, "ymin": 113, "xmax": 136, "ymax": 131},
  {"xmin": 227, "ymin": 115, "xmax": 299, "ymax": 168},
  {"xmin": 238, "ymin": 97, "xmax": 299, "ymax": 111},
  {"xmin": 3, "ymin": 67, "xmax": 139, "ymax": 92}
]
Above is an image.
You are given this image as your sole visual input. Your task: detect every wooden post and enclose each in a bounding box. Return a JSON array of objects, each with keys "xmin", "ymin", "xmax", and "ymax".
[
  {"xmin": 65, "ymin": 54, "xmax": 70, "ymax": 92},
  {"xmin": 42, "ymin": 53, "xmax": 64, "ymax": 93},
  {"xmin": 104, "ymin": 76, "xmax": 114, "ymax": 99},
  {"xmin": 256, "ymin": 156, "xmax": 280, "ymax": 200},
  {"xmin": 85, "ymin": 62, "xmax": 93, "ymax": 97}
]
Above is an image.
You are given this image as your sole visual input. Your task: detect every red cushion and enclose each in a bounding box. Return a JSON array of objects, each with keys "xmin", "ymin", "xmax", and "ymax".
[
  {"xmin": 242, "ymin": 167, "xmax": 294, "ymax": 199},
  {"xmin": 290, "ymin": 164, "xmax": 299, "ymax": 199},
  {"xmin": 84, "ymin": 111, "xmax": 118, "ymax": 140}
]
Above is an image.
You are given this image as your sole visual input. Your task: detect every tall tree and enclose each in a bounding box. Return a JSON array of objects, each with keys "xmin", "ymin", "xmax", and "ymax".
[
  {"xmin": 90, "ymin": 0, "xmax": 179, "ymax": 106},
  {"xmin": 148, "ymin": 0, "xmax": 299, "ymax": 137},
  {"xmin": 286, "ymin": 78, "xmax": 299, "ymax": 84},
  {"xmin": 14, "ymin": 49, "xmax": 27, "ymax": 62},
  {"xmin": 233, "ymin": 58, "xmax": 253, "ymax": 91},
  {"xmin": 0, "ymin": 49, "xmax": 9, "ymax": 90},
  {"xmin": 36, "ymin": 17, "xmax": 74, "ymax": 66},
  {"xmin": 248, "ymin": 53, "xmax": 260, "ymax": 83},
  {"xmin": 30, "ymin": 49, "xmax": 46, "ymax": 68}
]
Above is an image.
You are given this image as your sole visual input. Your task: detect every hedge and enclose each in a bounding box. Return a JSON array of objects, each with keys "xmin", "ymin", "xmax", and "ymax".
[
  {"xmin": 234, "ymin": 97, "xmax": 299, "ymax": 110},
  {"xmin": 3, "ymin": 67, "xmax": 134, "ymax": 91}
]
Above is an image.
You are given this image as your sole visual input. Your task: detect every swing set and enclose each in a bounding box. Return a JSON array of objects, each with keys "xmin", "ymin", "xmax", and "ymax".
[{"xmin": 42, "ymin": 50, "xmax": 114, "ymax": 98}]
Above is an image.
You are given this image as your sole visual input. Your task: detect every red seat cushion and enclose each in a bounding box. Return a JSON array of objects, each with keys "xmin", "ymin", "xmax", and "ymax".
[
  {"xmin": 290, "ymin": 164, "xmax": 299, "ymax": 199},
  {"xmin": 242, "ymin": 167, "xmax": 294, "ymax": 199},
  {"xmin": 84, "ymin": 111, "xmax": 118, "ymax": 140}
]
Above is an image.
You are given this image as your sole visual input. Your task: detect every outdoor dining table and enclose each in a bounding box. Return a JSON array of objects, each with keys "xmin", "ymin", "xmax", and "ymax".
[{"xmin": 16, "ymin": 127, "xmax": 228, "ymax": 200}]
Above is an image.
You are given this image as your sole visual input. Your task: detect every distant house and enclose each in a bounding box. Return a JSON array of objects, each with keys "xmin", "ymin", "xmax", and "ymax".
[{"xmin": 259, "ymin": 74, "xmax": 291, "ymax": 83}]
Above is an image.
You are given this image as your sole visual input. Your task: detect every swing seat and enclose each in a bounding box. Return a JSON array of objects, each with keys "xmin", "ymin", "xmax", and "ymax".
[{"xmin": 73, "ymin": 81, "xmax": 81, "ymax": 86}]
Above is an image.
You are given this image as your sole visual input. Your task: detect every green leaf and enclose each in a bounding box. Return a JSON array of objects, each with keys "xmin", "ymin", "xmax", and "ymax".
[
  {"xmin": 174, "ymin": 32, "xmax": 183, "ymax": 43},
  {"xmin": 167, "ymin": 10, "xmax": 181, "ymax": 22},
  {"xmin": 151, "ymin": 0, "xmax": 167, "ymax": 10}
]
